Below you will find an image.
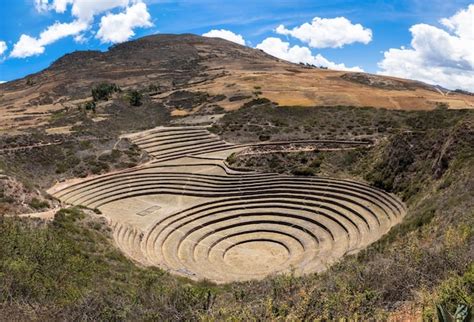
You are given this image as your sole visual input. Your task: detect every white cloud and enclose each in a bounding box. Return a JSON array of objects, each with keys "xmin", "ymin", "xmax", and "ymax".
[
  {"xmin": 276, "ymin": 17, "xmax": 372, "ymax": 48},
  {"xmin": 10, "ymin": 20, "xmax": 88, "ymax": 58},
  {"xmin": 0, "ymin": 41, "xmax": 7, "ymax": 56},
  {"xmin": 440, "ymin": 5, "xmax": 474, "ymax": 41},
  {"xmin": 35, "ymin": 0, "xmax": 49, "ymax": 12},
  {"xmin": 10, "ymin": 35, "xmax": 44, "ymax": 57},
  {"xmin": 256, "ymin": 37, "xmax": 363, "ymax": 72},
  {"xmin": 0, "ymin": 81, "xmax": 6, "ymax": 84},
  {"xmin": 73, "ymin": 33, "xmax": 88, "ymax": 44},
  {"xmin": 62, "ymin": 0, "xmax": 130, "ymax": 22},
  {"xmin": 378, "ymin": 4, "xmax": 474, "ymax": 91},
  {"xmin": 96, "ymin": 2, "xmax": 153, "ymax": 43},
  {"xmin": 202, "ymin": 29, "xmax": 246, "ymax": 45},
  {"xmin": 38, "ymin": 0, "xmax": 131, "ymax": 22},
  {"xmin": 13, "ymin": 0, "xmax": 152, "ymax": 58}
]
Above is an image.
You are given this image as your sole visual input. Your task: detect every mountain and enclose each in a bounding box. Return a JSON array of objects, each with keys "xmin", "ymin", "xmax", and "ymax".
[{"xmin": 1, "ymin": 34, "xmax": 473, "ymax": 133}]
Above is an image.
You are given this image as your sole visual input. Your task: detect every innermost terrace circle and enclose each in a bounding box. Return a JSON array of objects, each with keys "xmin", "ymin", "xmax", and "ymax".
[{"xmin": 223, "ymin": 239, "xmax": 290, "ymax": 273}]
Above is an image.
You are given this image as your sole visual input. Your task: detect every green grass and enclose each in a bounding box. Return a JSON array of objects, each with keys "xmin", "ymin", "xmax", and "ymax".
[{"xmin": 0, "ymin": 208, "xmax": 218, "ymax": 320}]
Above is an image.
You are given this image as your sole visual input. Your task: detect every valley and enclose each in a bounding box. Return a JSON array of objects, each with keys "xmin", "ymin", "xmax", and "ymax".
[{"xmin": 0, "ymin": 34, "xmax": 472, "ymax": 320}]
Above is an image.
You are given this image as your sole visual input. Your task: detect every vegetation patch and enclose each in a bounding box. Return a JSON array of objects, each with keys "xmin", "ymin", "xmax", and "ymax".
[{"xmin": 91, "ymin": 83, "xmax": 121, "ymax": 102}]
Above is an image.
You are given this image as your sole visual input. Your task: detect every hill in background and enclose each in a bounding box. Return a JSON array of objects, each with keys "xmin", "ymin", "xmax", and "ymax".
[{"xmin": 1, "ymin": 34, "xmax": 473, "ymax": 133}]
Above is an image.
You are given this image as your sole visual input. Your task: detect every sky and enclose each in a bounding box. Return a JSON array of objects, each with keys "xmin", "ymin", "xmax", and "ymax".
[{"xmin": 0, "ymin": 0, "xmax": 473, "ymax": 91}]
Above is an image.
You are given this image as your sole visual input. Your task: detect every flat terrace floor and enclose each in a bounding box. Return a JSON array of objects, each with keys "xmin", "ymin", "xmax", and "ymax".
[{"xmin": 48, "ymin": 126, "xmax": 406, "ymax": 283}]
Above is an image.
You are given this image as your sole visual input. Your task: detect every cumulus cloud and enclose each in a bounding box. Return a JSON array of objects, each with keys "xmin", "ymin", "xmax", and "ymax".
[
  {"xmin": 36, "ymin": 0, "xmax": 131, "ymax": 22},
  {"xmin": 96, "ymin": 2, "xmax": 152, "ymax": 43},
  {"xmin": 0, "ymin": 41, "xmax": 7, "ymax": 56},
  {"xmin": 256, "ymin": 37, "xmax": 363, "ymax": 72},
  {"xmin": 276, "ymin": 17, "xmax": 372, "ymax": 48},
  {"xmin": 10, "ymin": 20, "xmax": 88, "ymax": 58},
  {"xmin": 202, "ymin": 29, "xmax": 246, "ymax": 45},
  {"xmin": 378, "ymin": 4, "xmax": 474, "ymax": 91},
  {"xmin": 55, "ymin": 0, "xmax": 131, "ymax": 22},
  {"xmin": 12, "ymin": 0, "xmax": 152, "ymax": 58}
]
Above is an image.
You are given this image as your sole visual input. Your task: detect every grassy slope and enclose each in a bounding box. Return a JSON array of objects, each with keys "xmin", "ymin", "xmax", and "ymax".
[
  {"xmin": 1, "ymin": 105, "xmax": 473, "ymax": 320},
  {"xmin": 216, "ymin": 107, "xmax": 474, "ymax": 319},
  {"xmin": 0, "ymin": 208, "xmax": 218, "ymax": 320},
  {"xmin": 0, "ymin": 93, "xmax": 169, "ymax": 189}
]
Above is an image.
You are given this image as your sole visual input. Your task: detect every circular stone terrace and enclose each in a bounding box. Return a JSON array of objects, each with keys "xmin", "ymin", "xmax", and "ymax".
[{"xmin": 48, "ymin": 126, "xmax": 406, "ymax": 283}]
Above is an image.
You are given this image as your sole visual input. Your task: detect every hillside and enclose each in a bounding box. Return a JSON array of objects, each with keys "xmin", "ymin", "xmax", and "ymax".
[
  {"xmin": 0, "ymin": 34, "xmax": 473, "ymax": 320},
  {"xmin": 1, "ymin": 34, "xmax": 473, "ymax": 133}
]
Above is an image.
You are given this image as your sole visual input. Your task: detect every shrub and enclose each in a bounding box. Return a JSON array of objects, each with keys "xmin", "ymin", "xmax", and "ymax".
[
  {"xmin": 84, "ymin": 101, "xmax": 96, "ymax": 112},
  {"xmin": 291, "ymin": 167, "xmax": 315, "ymax": 176},
  {"xmin": 242, "ymin": 98, "xmax": 271, "ymax": 108},
  {"xmin": 29, "ymin": 198, "xmax": 49, "ymax": 210},
  {"xmin": 226, "ymin": 152, "xmax": 238, "ymax": 165},
  {"xmin": 436, "ymin": 102, "xmax": 449, "ymax": 110},
  {"xmin": 91, "ymin": 83, "xmax": 120, "ymax": 101},
  {"xmin": 147, "ymin": 84, "xmax": 159, "ymax": 92},
  {"xmin": 126, "ymin": 90, "xmax": 143, "ymax": 106}
]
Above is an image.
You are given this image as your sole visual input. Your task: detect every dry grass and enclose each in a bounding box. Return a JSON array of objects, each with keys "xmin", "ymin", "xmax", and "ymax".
[{"xmin": 195, "ymin": 67, "xmax": 474, "ymax": 111}]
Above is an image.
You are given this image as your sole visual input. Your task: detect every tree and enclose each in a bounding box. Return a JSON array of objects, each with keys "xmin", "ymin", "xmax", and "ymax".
[
  {"xmin": 126, "ymin": 90, "xmax": 143, "ymax": 106},
  {"xmin": 84, "ymin": 101, "xmax": 96, "ymax": 112},
  {"xmin": 91, "ymin": 83, "xmax": 120, "ymax": 101}
]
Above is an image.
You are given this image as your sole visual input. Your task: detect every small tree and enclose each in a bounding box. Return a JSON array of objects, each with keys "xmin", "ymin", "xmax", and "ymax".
[
  {"xmin": 84, "ymin": 101, "xmax": 96, "ymax": 112},
  {"xmin": 126, "ymin": 90, "xmax": 143, "ymax": 106},
  {"xmin": 91, "ymin": 83, "xmax": 120, "ymax": 101}
]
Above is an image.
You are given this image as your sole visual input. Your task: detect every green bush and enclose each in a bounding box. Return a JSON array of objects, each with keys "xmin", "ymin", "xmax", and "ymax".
[
  {"xmin": 291, "ymin": 167, "xmax": 315, "ymax": 176},
  {"xmin": 91, "ymin": 83, "xmax": 120, "ymax": 101},
  {"xmin": 226, "ymin": 152, "xmax": 238, "ymax": 165},
  {"xmin": 29, "ymin": 198, "xmax": 49, "ymax": 210},
  {"xmin": 125, "ymin": 90, "xmax": 143, "ymax": 106},
  {"xmin": 84, "ymin": 101, "xmax": 96, "ymax": 112}
]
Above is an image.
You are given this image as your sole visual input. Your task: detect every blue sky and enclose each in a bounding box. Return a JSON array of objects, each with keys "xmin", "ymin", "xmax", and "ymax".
[{"xmin": 0, "ymin": 1, "xmax": 473, "ymax": 90}]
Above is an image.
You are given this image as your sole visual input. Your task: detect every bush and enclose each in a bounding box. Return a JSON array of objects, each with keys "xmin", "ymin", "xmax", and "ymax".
[
  {"xmin": 226, "ymin": 152, "xmax": 237, "ymax": 165},
  {"xmin": 91, "ymin": 83, "xmax": 120, "ymax": 101},
  {"xmin": 29, "ymin": 198, "xmax": 49, "ymax": 210},
  {"xmin": 84, "ymin": 101, "xmax": 96, "ymax": 112},
  {"xmin": 126, "ymin": 90, "xmax": 143, "ymax": 106},
  {"xmin": 291, "ymin": 167, "xmax": 315, "ymax": 176}
]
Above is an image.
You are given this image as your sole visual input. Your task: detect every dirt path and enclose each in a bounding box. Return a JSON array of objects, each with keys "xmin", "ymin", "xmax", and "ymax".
[
  {"xmin": 239, "ymin": 146, "xmax": 364, "ymax": 156},
  {"xmin": 0, "ymin": 141, "xmax": 63, "ymax": 153}
]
